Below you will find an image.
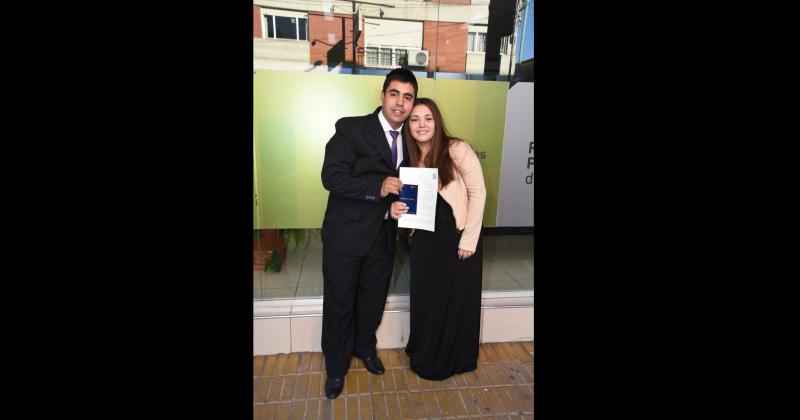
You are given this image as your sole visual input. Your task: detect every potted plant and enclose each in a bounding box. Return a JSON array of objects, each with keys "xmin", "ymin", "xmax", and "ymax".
[
  {"xmin": 279, "ymin": 228, "xmax": 316, "ymax": 255},
  {"xmin": 253, "ymin": 229, "xmax": 286, "ymax": 271},
  {"xmin": 254, "ymin": 228, "xmax": 320, "ymax": 272}
]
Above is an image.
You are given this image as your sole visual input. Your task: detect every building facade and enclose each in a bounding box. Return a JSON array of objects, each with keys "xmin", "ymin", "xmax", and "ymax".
[{"xmin": 253, "ymin": 0, "xmax": 518, "ymax": 76}]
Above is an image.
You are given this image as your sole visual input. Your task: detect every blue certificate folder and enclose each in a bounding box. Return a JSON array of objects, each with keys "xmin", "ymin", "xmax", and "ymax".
[{"xmin": 399, "ymin": 184, "xmax": 418, "ymax": 214}]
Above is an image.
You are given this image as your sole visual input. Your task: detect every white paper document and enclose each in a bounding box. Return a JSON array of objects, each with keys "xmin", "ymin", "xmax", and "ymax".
[{"xmin": 397, "ymin": 167, "xmax": 438, "ymax": 232}]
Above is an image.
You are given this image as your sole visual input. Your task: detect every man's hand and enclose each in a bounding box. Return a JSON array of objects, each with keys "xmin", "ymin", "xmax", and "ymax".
[
  {"xmin": 457, "ymin": 248, "xmax": 474, "ymax": 260},
  {"xmin": 380, "ymin": 177, "xmax": 403, "ymax": 198}
]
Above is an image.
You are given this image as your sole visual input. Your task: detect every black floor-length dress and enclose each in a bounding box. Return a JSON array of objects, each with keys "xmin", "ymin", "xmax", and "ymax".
[{"xmin": 405, "ymin": 193, "xmax": 483, "ymax": 380}]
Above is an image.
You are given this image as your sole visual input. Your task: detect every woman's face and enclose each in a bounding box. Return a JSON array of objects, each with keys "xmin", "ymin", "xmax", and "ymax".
[{"xmin": 408, "ymin": 104, "xmax": 435, "ymax": 144}]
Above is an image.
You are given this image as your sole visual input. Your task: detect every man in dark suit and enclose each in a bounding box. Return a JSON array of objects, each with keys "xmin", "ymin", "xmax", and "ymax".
[{"xmin": 320, "ymin": 68, "xmax": 417, "ymax": 399}]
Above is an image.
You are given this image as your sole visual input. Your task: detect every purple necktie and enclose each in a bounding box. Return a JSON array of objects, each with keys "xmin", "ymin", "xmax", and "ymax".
[{"xmin": 389, "ymin": 130, "xmax": 399, "ymax": 169}]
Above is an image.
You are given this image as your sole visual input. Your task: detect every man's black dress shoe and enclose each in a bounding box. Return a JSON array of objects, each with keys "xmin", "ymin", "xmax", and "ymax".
[
  {"xmin": 325, "ymin": 376, "xmax": 343, "ymax": 399},
  {"xmin": 360, "ymin": 356, "xmax": 385, "ymax": 375}
]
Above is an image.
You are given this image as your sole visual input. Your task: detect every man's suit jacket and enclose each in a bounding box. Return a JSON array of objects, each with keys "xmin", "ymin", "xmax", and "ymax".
[{"xmin": 321, "ymin": 107, "xmax": 408, "ymax": 257}]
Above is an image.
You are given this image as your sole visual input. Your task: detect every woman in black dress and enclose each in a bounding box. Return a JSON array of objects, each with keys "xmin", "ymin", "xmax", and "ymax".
[{"xmin": 390, "ymin": 98, "xmax": 487, "ymax": 380}]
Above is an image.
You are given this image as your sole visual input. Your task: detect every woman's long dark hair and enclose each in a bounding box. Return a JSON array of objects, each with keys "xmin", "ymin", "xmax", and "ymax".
[{"xmin": 402, "ymin": 98, "xmax": 462, "ymax": 187}]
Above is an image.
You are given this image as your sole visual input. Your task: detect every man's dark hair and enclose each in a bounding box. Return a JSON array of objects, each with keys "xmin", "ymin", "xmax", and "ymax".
[{"xmin": 382, "ymin": 67, "xmax": 418, "ymax": 97}]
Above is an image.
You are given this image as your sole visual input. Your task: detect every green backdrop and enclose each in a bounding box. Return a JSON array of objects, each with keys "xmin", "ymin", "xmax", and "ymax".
[{"xmin": 254, "ymin": 70, "xmax": 508, "ymax": 228}]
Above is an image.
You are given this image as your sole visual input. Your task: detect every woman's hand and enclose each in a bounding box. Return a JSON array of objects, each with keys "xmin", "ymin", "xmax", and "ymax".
[
  {"xmin": 457, "ymin": 248, "xmax": 474, "ymax": 260},
  {"xmin": 390, "ymin": 201, "xmax": 408, "ymax": 220}
]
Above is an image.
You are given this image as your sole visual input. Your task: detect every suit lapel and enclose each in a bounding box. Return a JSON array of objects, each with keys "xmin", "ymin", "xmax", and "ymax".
[
  {"xmin": 399, "ymin": 130, "xmax": 410, "ymax": 168},
  {"xmin": 369, "ymin": 110, "xmax": 393, "ymax": 168}
]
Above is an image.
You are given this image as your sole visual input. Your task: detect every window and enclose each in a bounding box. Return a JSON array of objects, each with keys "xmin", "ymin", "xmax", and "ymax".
[
  {"xmin": 500, "ymin": 35, "xmax": 511, "ymax": 55},
  {"xmin": 396, "ymin": 49, "xmax": 408, "ymax": 67},
  {"xmin": 379, "ymin": 48, "xmax": 393, "ymax": 67},
  {"xmin": 263, "ymin": 14, "xmax": 307, "ymax": 41},
  {"xmin": 468, "ymin": 32, "xmax": 486, "ymax": 53},
  {"xmin": 364, "ymin": 46, "xmax": 412, "ymax": 69},
  {"xmin": 477, "ymin": 33, "xmax": 486, "ymax": 52},
  {"xmin": 267, "ymin": 15, "xmax": 274, "ymax": 38},
  {"xmin": 275, "ymin": 16, "xmax": 295, "ymax": 39},
  {"xmin": 298, "ymin": 18, "xmax": 307, "ymax": 40},
  {"xmin": 366, "ymin": 48, "xmax": 378, "ymax": 66}
]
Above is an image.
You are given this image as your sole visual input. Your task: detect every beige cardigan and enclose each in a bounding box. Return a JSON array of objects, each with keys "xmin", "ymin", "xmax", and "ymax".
[{"xmin": 438, "ymin": 140, "xmax": 486, "ymax": 252}]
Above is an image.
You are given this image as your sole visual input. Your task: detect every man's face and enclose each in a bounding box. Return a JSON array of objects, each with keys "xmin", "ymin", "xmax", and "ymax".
[{"xmin": 380, "ymin": 81, "xmax": 416, "ymax": 129}]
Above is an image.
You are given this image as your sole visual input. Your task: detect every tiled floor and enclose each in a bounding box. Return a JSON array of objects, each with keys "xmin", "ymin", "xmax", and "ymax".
[
  {"xmin": 254, "ymin": 341, "xmax": 534, "ymax": 419},
  {"xmin": 255, "ymin": 234, "xmax": 533, "ymax": 300}
]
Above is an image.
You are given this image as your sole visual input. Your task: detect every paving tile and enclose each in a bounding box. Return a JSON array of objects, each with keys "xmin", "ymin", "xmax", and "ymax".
[{"xmin": 252, "ymin": 342, "xmax": 534, "ymax": 419}]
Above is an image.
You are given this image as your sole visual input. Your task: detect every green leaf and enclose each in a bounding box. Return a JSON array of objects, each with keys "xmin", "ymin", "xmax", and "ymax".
[{"xmin": 265, "ymin": 249, "xmax": 282, "ymax": 272}]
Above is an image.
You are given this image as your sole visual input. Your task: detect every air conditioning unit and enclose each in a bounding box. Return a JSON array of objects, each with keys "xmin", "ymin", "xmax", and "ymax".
[{"xmin": 406, "ymin": 49, "xmax": 429, "ymax": 67}]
